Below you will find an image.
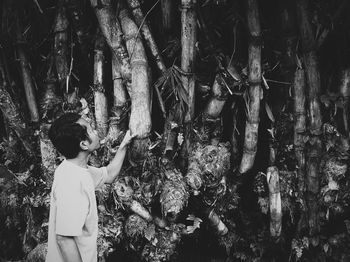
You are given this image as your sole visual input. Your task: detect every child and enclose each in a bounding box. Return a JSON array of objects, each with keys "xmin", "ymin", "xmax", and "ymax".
[{"xmin": 45, "ymin": 112, "xmax": 134, "ymax": 262}]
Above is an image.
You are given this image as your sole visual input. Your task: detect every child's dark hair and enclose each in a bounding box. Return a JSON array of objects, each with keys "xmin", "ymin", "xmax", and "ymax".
[{"xmin": 48, "ymin": 113, "xmax": 90, "ymax": 159}]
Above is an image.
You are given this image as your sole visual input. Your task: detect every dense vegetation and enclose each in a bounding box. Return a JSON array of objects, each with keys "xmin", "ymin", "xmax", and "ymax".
[{"xmin": 0, "ymin": 0, "xmax": 350, "ymax": 261}]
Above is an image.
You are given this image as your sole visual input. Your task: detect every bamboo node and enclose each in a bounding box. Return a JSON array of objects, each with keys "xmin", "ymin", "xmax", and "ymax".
[
  {"xmin": 128, "ymin": 4, "xmax": 141, "ymax": 11},
  {"xmin": 249, "ymin": 80, "xmax": 262, "ymax": 87},
  {"xmin": 242, "ymin": 145, "xmax": 258, "ymax": 154},
  {"xmin": 92, "ymin": 83, "xmax": 105, "ymax": 93},
  {"xmin": 180, "ymin": 2, "xmax": 195, "ymax": 10},
  {"xmin": 249, "ymin": 35, "xmax": 263, "ymax": 45}
]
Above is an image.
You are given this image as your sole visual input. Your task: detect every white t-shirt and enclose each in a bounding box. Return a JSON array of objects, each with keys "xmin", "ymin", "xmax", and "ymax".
[{"xmin": 45, "ymin": 160, "xmax": 108, "ymax": 262}]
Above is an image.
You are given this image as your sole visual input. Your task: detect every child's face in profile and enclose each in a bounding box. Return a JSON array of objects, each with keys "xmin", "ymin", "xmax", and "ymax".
[{"xmin": 76, "ymin": 118, "xmax": 100, "ymax": 152}]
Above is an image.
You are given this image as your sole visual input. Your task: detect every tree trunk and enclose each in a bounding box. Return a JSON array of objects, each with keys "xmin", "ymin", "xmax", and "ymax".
[
  {"xmin": 239, "ymin": 0, "xmax": 261, "ymax": 174},
  {"xmin": 54, "ymin": 0, "xmax": 70, "ymax": 93},
  {"xmin": 93, "ymin": 31, "xmax": 108, "ymax": 138},
  {"xmin": 119, "ymin": 8, "xmax": 151, "ymax": 164},
  {"xmin": 181, "ymin": 0, "xmax": 197, "ymax": 164}
]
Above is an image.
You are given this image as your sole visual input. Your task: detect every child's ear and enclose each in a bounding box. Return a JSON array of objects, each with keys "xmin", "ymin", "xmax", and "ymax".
[{"xmin": 80, "ymin": 140, "xmax": 89, "ymax": 151}]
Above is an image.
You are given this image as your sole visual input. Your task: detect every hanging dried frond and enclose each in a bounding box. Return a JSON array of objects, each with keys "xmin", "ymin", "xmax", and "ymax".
[{"xmin": 156, "ymin": 65, "xmax": 189, "ymax": 116}]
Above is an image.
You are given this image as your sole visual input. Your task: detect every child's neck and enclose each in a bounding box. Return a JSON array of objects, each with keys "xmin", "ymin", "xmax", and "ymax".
[{"xmin": 67, "ymin": 152, "xmax": 89, "ymax": 169}]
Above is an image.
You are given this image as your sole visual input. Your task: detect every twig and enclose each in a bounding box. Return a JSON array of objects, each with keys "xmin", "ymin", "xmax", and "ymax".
[
  {"xmin": 33, "ymin": 0, "xmax": 44, "ymax": 14},
  {"xmin": 66, "ymin": 40, "xmax": 74, "ymax": 93}
]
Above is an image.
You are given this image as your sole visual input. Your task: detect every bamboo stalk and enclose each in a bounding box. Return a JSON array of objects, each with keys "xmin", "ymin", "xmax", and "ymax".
[
  {"xmin": 267, "ymin": 166, "xmax": 282, "ymax": 237},
  {"xmin": 107, "ymin": 56, "xmax": 128, "ymax": 141},
  {"xmin": 0, "ymin": 52, "xmax": 33, "ymax": 155},
  {"xmin": 203, "ymin": 74, "xmax": 227, "ymax": 120},
  {"xmin": 230, "ymin": 105, "xmax": 240, "ymax": 165},
  {"xmin": 278, "ymin": 0, "xmax": 297, "ymax": 108},
  {"xmin": 339, "ymin": 68, "xmax": 350, "ymax": 136},
  {"xmin": 126, "ymin": 0, "xmax": 166, "ymax": 73},
  {"xmin": 161, "ymin": 0, "xmax": 175, "ymax": 38},
  {"xmin": 65, "ymin": 0, "xmax": 92, "ymax": 63},
  {"xmin": 180, "ymin": 0, "xmax": 197, "ymax": 164},
  {"xmin": 293, "ymin": 68, "xmax": 306, "ymax": 195},
  {"xmin": 39, "ymin": 58, "xmax": 60, "ymax": 181},
  {"xmin": 304, "ymin": 52, "xmax": 322, "ymax": 135},
  {"xmin": 206, "ymin": 209, "xmax": 228, "ymax": 236},
  {"xmin": 14, "ymin": 8, "xmax": 40, "ymax": 123},
  {"xmin": 93, "ymin": 31, "xmax": 108, "ymax": 138},
  {"xmin": 119, "ymin": 8, "xmax": 151, "ymax": 163},
  {"xmin": 54, "ymin": 0, "xmax": 69, "ymax": 93},
  {"xmin": 296, "ymin": 0, "xmax": 323, "ymax": 237},
  {"xmin": 239, "ymin": 0, "xmax": 261, "ymax": 174},
  {"xmin": 202, "ymin": 74, "xmax": 228, "ymax": 144},
  {"xmin": 181, "ymin": 0, "xmax": 197, "ymax": 123},
  {"xmin": 125, "ymin": 0, "xmax": 166, "ymax": 117},
  {"xmin": 162, "ymin": 105, "xmax": 181, "ymax": 158},
  {"xmin": 90, "ymin": 0, "xmax": 132, "ymax": 82},
  {"xmin": 293, "ymin": 67, "xmax": 309, "ymax": 235}
]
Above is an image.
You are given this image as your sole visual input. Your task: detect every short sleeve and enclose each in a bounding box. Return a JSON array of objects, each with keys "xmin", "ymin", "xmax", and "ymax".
[
  {"xmin": 55, "ymin": 180, "xmax": 89, "ymax": 236},
  {"xmin": 88, "ymin": 166, "xmax": 108, "ymax": 189}
]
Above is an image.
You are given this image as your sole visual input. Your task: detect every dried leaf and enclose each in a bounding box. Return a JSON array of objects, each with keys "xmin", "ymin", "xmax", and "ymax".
[
  {"xmin": 144, "ymin": 224, "xmax": 156, "ymax": 241},
  {"xmin": 177, "ymin": 133, "xmax": 184, "ymax": 146},
  {"xmin": 265, "ymin": 102, "xmax": 275, "ymax": 122}
]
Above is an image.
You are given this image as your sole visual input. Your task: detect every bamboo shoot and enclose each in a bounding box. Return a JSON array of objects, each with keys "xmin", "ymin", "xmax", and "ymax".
[{"xmin": 267, "ymin": 166, "xmax": 282, "ymax": 237}]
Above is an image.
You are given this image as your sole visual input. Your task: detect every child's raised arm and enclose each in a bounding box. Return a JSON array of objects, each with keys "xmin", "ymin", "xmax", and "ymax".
[{"xmin": 105, "ymin": 130, "xmax": 135, "ymax": 183}]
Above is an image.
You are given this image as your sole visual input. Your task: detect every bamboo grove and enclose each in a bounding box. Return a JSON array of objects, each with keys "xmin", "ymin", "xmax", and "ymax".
[{"xmin": 0, "ymin": 0, "xmax": 350, "ymax": 261}]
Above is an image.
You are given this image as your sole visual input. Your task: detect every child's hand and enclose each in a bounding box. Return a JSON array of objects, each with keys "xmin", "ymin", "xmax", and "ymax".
[{"xmin": 120, "ymin": 130, "xmax": 135, "ymax": 147}]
